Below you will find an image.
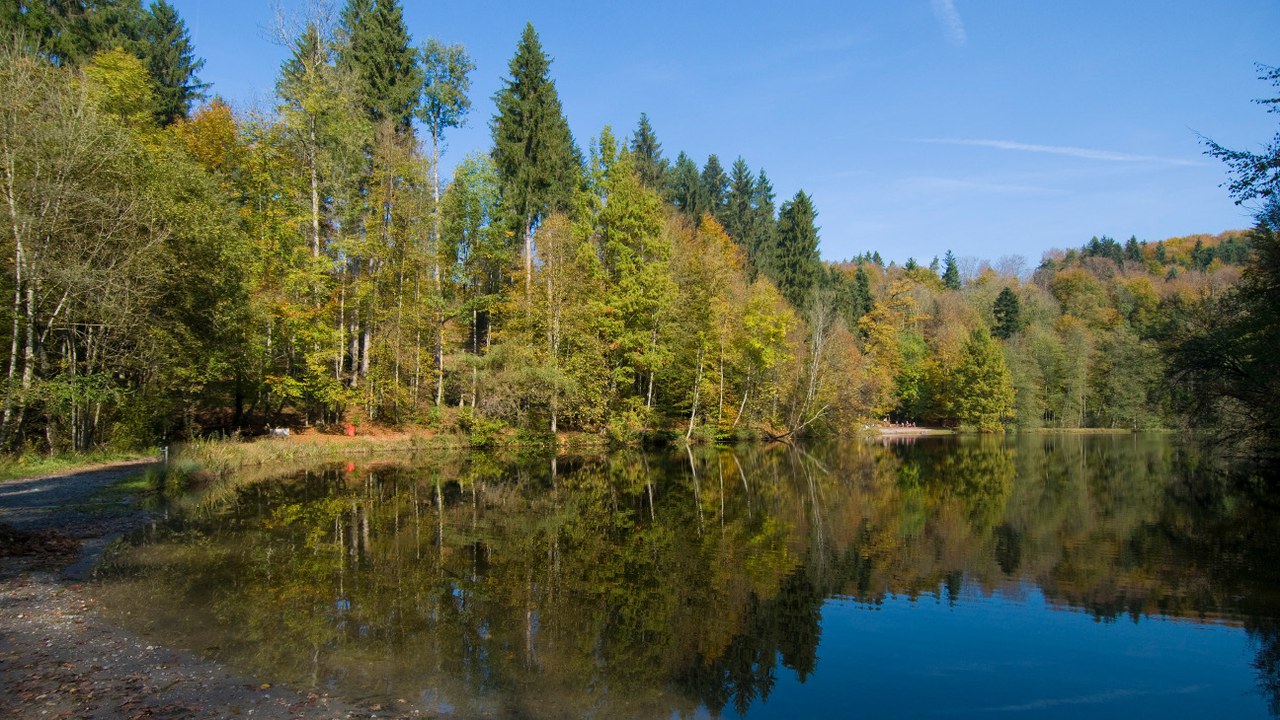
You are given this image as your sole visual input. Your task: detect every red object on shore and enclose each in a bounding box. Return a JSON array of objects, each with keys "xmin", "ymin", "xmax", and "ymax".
[{"xmin": 345, "ymin": 423, "xmax": 356, "ymax": 437}]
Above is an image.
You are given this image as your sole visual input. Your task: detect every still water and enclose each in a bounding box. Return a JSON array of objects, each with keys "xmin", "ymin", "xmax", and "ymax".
[{"xmin": 96, "ymin": 435, "xmax": 1280, "ymax": 718}]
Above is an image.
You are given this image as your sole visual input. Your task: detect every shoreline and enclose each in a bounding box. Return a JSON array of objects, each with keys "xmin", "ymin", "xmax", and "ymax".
[{"xmin": 0, "ymin": 461, "xmax": 419, "ymax": 719}]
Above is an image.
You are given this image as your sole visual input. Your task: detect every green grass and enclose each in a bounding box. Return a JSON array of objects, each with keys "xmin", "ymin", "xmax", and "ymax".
[
  {"xmin": 0, "ymin": 449, "xmax": 157, "ymax": 484},
  {"xmin": 173, "ymin": 432, "xmax": 469, "ymax": 477}
]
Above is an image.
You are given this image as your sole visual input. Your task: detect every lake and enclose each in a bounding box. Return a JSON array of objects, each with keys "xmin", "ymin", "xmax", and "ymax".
[{"xmin": 95, "ymin": 434, "xmax": 1280, "ymax": 718}]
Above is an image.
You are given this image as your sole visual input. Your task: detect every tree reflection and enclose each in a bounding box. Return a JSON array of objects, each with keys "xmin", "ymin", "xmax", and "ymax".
[{"xmin": 95, "ymin": 436, "xmax": 1280, "ymax": 718}]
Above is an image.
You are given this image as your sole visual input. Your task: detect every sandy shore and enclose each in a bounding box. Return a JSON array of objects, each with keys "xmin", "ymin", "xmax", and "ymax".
[{"xmin": 0, "ymin": 462, "xmax": 425, "ymax": 719}]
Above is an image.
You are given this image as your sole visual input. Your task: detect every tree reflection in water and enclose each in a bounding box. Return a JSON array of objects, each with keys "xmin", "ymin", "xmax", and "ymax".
[{"xmin": 95, "ymin": 435, "xmax": 1280, "ymax": 718}]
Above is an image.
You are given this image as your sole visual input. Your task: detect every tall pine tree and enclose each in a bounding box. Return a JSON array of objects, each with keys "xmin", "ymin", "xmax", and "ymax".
[
  {"xmin": 853, "ymin": 265, "xmax": 872, "ymax": 319},
  {"xmin": 629, "ymin": 112, "xmax": 667, "ymax": 191},
  {"xmin": 942, "ymin": 249, "xmax": 961, "ymax": 290},
  {"xmin": 722, "ymin": 157, "xmax": 755, "ymax": 246},
  {"xmin": 490, "ymin": 22, "xmax": 581, "ymax": 296},
  {"xmin": 768, "ymin": 190, "xmax": 821, "ymax": 309},
  {"xmin": 666, "ymin": 151, "xmax": 700, "ymax": 216},
  {"xmin": 699, "ymin": 153, "xmax": 728, "ymax": 222},
  {"xmin": 142, "ymin": 0, "xmax": 205, "ymax": 125},
  {"xmin": 338, "ymin": 0, "xmax": 420, "ymax": 130},
  {"xmin": 992, "ymin": 286, "xmax": 1023, "ymax": 339},
  {"xmin": 747, "ymin": 169, "xmax": 777, "ymax": 279}
]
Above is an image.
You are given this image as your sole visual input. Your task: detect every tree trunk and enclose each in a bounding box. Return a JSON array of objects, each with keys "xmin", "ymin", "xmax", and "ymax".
[
  {"xmin": 687, "ymin": 346, "xmax": 704, "ymax": 441},
  {"xmin": 524, "ymin": 216, "xmax": 533, "ymax": 301},
  {"xmin": 432, "ymin": 134, "xmax": 445, "ymax": 407},
  {"xmin": 308, "ymin": 117, "xmax": 321, "ymax": 257}
]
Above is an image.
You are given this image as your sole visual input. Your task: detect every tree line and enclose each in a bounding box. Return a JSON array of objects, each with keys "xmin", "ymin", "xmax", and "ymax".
[{"xmin": 0, "ymin": 1, "xmax": 1274, "ymax": 454}]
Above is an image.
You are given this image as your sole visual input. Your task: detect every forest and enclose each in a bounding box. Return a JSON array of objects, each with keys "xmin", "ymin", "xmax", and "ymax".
[{"xmin": 1, "ymin": 0, "xmax": 1276, "ymax": 456}]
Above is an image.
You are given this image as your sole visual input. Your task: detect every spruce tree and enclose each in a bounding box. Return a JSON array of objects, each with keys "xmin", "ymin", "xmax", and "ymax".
[
  {"xmin": 992, "ymin": 286, "xmax": 1022, "ymax": 339},
  {"xmin": 722, "ymin": 157, "xmax": 754, "ymax": 247},
  {"xmin": 142, "ymin": 1, "xmax": 205, "ymax": 125},
  {"xmin": 769, "ymin": 190, "xmax": 821, "ymax": 309},
  {"xmin": 748, "ymin": 169, "xmax": 777, "ymax": 278},
  {"xmin": 338, "ymin": 0, "xmax": 421, "ymax": 129},
  {"xmin": 3, "ymin": 0, "xmax": 149, "ymax": 66},
  {"xmin": 665, "ymin": 151, "xmax": 700, "ymax": 216},
  {"xmin": 942, "ymin": 249, "xmax": 961, "ymax": 289},
  {"xmin": 853, "ymin": 265, "xmax": 872, "ymax": 319},
  {"xmin": 629, "ymin": 113, "xmax": 667, "ymax": 190},
  {"xmin": 699, "ymin": 153, "xmax": 728, "ymax": 222},
  {"xmin": 1124, "ymin": 236, "xmax": 1143, "ymax": 265},
  {"xmin": 490, "ymin": 22, "xmax": 581, "ymax": 296}
]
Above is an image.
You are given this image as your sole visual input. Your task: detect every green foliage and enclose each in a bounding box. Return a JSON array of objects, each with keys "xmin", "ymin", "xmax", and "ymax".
[
  {"xmin": 417, "ymin": 37, "xmax": 473, "ymax": 148},
  {"xmin": 0, "ymin": 15, "xmax": 1262, "ymax": 451},
  {"xmin": 629, "ymin": 112, "xmax": 666, "ymax": 190},
  {"xmin": 942, "ymin": 250, "xmax": 961, "ymax": 290},
  {"xmin": 490, "ymin": 23, "xmax": 580, "ymax": 238},
  {"xmin": 338, "ymin": 0, "xmax": 421, "ymax": 129},
  {"xmin": 83, "ymin": 46, "xmax": 157, "ymax": 127},
  {"xmin": 698, "ymin": 153, "xmax": 727, "ymax": 222},
  {"xmin": 992, "ymin": 286, "xmax": 1023, "ymax": 339},
  {"xmin": 142, "ymin": 0, "xmax": 204, "ymax": 125},
  {"xmin": 945, "ymin": 328, "xmax": 1015, "ymax": 431},
  {"xmin": 766, "ymin": 190, "xmax": 821, "ymax": 309},
  {"xmin": 1169, "ymin": 220, "xmax": 1280, "ymax": 448},
  {"xmin": 0, "ymin": 44, "xmax": 247, "ymax": 450}
]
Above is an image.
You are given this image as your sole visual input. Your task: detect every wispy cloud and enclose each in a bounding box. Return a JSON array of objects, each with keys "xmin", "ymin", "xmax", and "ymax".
[
  {"xmin": 915, "ymin": 138, "xmax": 1204, "ymax": 166},
  {"xmin": 932, "ymin": 0, "xmax": 967, "ymax": 47}
]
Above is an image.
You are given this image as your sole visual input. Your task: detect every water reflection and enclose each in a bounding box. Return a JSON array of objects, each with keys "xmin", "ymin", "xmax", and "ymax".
[{"xmin": 96, "ymin": 435, "xmax": 1280, "ymax": 717}]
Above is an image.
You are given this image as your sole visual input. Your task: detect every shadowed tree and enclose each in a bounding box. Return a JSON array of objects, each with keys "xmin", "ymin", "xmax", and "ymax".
[{"xmin": 992, "ymin": 286, "xmax": 1022, "ymax": 339}]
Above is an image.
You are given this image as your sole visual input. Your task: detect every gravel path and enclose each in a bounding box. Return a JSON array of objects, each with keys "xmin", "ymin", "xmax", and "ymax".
[{"xmin": 0, "ymin": 461, "xmax": 426, "ymax": 719}]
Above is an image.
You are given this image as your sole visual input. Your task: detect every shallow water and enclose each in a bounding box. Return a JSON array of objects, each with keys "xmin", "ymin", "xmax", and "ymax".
[{"xmin": 96, "ymin": 434, "xmax": 1280, "ymax": 718}]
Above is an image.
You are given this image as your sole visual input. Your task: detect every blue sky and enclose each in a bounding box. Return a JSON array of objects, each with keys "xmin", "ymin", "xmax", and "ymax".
[{"xmin": 170, "ymin": 0, "xmax": 1279, "ymax": 266}]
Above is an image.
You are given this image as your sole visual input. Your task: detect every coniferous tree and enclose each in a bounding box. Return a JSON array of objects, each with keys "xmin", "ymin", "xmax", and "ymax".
[
  {"xmin": 2, "ymin": 0, "xmax": 147, "ymax": 66},
  {"xmin": 142, "ymin": 0, "xmax": 205, "ymax": 125},
  {"xmin": 946, "ymin": 327, "xmax": 1015, "ymax": 431},
  {"xmin": 629, "ymin": 112, "xmax": 667, "ymax": 190},
  {"xmin": 722, "ymin": 157, "xmax": 754, "ymax": 247},
  {"xmin": 853, "ymin": 266, "xmax": 872, "ymax": 319},
  {"xmin": 992, "ymin": 286, "xmax": 1022, "ymax": 339},
  {"xmin": 747, "ymin": 169, "xmax": 777, "ymax": 277},
  {"xmin": 942, "ymin": 250, "xmax": 961, "ymax": 290},
  {"xmin": 768, "ymin": 190, "xmax": 821, "ymax": 309},
  {"xmin": 1124, "ymin": 236, "xmax": 1143, "ymax": 265},
  {"xmin": 666, "ymin": 151, "xmax": 700, "ymax": 216},
  {"xmin": 338, "ymin": 0, "xmax": 421, "ymax": 129},
  {"xmin": 699, "ymin": 154, "xmax": 728, "ymax": 222},
  {"xmin": 490, "ymin": 22, "xmax": 580, "ymax": 296}
]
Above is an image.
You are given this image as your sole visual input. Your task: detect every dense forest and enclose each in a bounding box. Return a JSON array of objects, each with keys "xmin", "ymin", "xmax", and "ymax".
[{"xmin": 1, "ymin": 0, "xmax": 1276, "ymax": 454}]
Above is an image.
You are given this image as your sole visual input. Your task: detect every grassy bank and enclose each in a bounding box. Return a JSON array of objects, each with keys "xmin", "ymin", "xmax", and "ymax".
[
  {"xmin": 0, "ymin": 450, "xmax": 159, "ymax": 484},
  {"xmin": 172, "ymin": 429, "xmax": 468, "ymax": 476}
]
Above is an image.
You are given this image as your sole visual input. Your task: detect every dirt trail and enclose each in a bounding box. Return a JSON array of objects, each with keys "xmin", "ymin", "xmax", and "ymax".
[{"xmin": 0, "ymin": 461, "xmax": 425, "ymax": 719}]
